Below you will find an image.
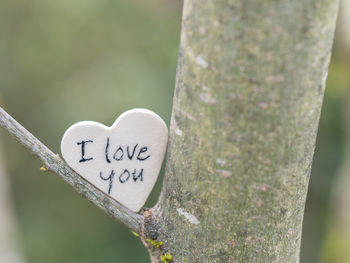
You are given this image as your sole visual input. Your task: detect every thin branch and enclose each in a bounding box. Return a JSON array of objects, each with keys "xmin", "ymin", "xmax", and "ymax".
[{"xmin": 0, "ymin": 106, "xmax": 143, "ymax": 234}]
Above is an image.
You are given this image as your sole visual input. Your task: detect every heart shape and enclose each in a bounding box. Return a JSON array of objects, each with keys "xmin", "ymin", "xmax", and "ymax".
[{"xmin": 61, "ymin": 109, "xmax": 168, "ymax": 212}]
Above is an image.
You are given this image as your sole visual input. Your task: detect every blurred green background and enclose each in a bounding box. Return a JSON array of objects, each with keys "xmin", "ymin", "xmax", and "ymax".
[{"xmin": 0, "ymin": 1, "xmax": 348, "ymax": 262}]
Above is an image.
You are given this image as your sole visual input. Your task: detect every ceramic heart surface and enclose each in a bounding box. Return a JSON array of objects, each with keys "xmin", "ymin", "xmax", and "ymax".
[{"xmin": 61, "ymin": 109, "xmax": 168, "ymax": 212}]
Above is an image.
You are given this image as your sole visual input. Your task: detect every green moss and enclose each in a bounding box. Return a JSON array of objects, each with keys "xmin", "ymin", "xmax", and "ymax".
[
  {"xmin": 131, "ymin": 231, "xmax": 140, "ymax": 237},
  {"xmin": 39, "ymin": 164, "xmax": 48, "ymax": 172},
  {"xmin": 146, "ymin": 238, "xmax": 163, "ymax": 248},
  {"xmin": 160, "ymin": 253, "xmax": 173, "ymax": 263}
]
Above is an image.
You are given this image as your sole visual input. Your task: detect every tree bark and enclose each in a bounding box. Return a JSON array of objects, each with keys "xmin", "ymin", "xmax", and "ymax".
[{"xmin": 149, "ymin": 0, "xmax": 339, "ymax": 262}]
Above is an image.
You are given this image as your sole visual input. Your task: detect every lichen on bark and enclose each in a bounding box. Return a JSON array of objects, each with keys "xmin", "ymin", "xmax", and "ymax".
[{"xmin": 151, "ymin": 0, "xmax": 339, "ymax": 262}]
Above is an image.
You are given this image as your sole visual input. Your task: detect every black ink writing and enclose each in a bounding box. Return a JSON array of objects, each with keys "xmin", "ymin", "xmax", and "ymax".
[
  {"xmin": 77, "ymin": 140, "xmax": 93, "ymax": 163},
  {"xmin": 119, "ymin": 169, "xmax": 130, "ymax": 183},
  {"xmin": 132, "ymin": 168, "xmax": 144, "ymax": 182},
  {"xmin": 104, "ymin": 138, "xmax": 151, "ymax": 162},
  {"xmin": 113, "ymin": 146, "xmax": 124, "ymax": 161},
  {"xmin": 137, "ymin": 147, "xmax": 150, "ymax": 161},
  {"xmin": 127, "ymin": 144, "xmax": 138, "ymax": 160},
  {"xmin": 105, "ymin": 137, "xmax": 111, "ymax": 163},
  {"xmin": 99, "ymin": 170, "xmax": 115, "ymax": 194},
  {"xmin": 99, "ymin": 168, "xmax": 145, "ymax": 187}
]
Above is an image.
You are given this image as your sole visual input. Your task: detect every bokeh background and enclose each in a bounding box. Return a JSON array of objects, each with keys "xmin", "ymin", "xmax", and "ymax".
[{"xmin": 0, "ymin": 1, "xmax": 348, "ymax": 262}]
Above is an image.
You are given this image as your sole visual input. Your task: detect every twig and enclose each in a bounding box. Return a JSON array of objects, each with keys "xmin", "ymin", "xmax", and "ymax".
[{"xmin": 0, "ymin": 106, "xmax": 143, "ymax": 234}]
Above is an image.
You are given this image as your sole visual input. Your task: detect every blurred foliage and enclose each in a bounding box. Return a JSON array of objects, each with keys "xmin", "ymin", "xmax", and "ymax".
[
  {"xmin": 321, "ymin": 223, "xmax": 350, "ymax": 263},
  {"xmin": 0, "ymin": 0, "xmax": 181, "ymax": 262},
  {"xmin": 301, "ymin": 56, "xmax": 347, "ymax": 263},
  {"xmin": 0, "ymin": 1, "xmax": 347, "ymax": 263}
]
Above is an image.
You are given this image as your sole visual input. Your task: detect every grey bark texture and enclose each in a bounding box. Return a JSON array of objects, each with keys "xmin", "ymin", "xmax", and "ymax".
[{"xmin": 148, "ymin": 0, "xmax": 339, "ymax": 262}]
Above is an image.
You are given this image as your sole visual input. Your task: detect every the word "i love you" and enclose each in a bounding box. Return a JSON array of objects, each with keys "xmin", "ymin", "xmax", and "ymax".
[{"xmin": 76, "ymin": 137, "xmax": 151, "ymax": 194}]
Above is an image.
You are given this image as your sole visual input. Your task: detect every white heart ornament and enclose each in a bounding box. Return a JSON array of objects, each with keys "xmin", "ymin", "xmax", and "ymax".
[{"xmin": 61, "ymin": 109, "xmax": 168, "ymax": 212}]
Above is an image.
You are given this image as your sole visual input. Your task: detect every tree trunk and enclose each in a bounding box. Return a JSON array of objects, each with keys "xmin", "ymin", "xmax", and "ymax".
[{"xmin": 147, "ymin": 0, "xmax": 339, "ymax": 262}]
